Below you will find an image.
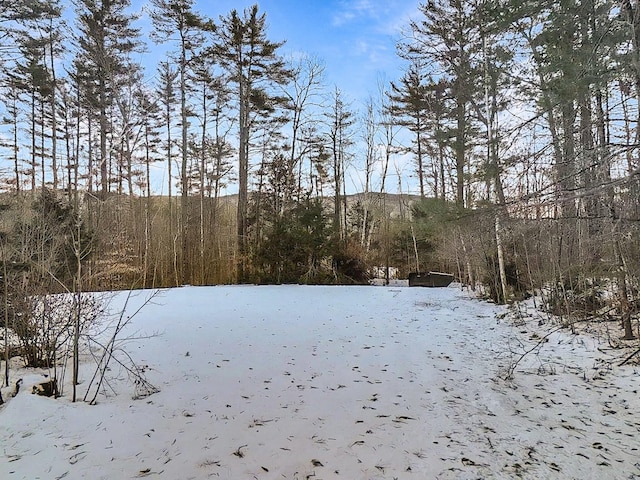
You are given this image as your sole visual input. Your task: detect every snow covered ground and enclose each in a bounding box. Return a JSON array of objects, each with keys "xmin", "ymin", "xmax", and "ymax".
[{"xmin": 1, "ymin": 285, "xmax": 639, "ymax": 479}]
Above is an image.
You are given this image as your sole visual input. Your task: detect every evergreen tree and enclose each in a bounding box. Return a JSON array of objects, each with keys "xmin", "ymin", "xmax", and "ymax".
[
  {"xmin": 149, "ymin": 0, "xmax": 203, "ymax": 285},
  {"xmin": 388, "ymin": 60, "xmax": 432, "ymax": 198},
  {"xmin": 1, "ymin": 0, "xmax": 63, "ymax": 193},
  {"xmin": 208, "ymin": 4, "xmax": 290, "ymax": 281},
  {"xmin": 73, "ymin": 0, "xmax": 141, "ymax": 197},
  {"xmin": 405, "ymin": 0, "xmax": 482, "ymax": 207},
  {"xmin": 6, "ymin": 32, "xmax": 53, "ymax": 191},
  {"xmin": 256, "ymin": 197, "xmax": 333, "ymax": 284},
  {"xmin": 156, "ymin": 59, "xmax": 179, "ymax": 199},
  {"xmin": 1, "ymin": 80, "xmax": 22, "ymax": 192}
]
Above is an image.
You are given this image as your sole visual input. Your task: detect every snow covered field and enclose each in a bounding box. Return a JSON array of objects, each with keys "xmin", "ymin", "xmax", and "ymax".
[{"xmin": 1, "ymin": 285, "xmax": 639, "ymax": 479}]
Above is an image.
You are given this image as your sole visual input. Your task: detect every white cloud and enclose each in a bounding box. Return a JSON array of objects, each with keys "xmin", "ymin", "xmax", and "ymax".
[
  {"xmin": 332, "ymin": 10, "xmax": 356, "ymax": 26},
  {"xmin": 378, "ymin": 1, "xmax": 423, "ymax": 35},
  {"xmin": 354, "ymin": 39, "xmax": 392, "ymax": 65},
  {"xmin": 332, "ymin": 0, "xmax": 423, "ymax": 37},
  {"xmin": 332, "ymin": 0, "xmax": 379, "ymax": 27}
]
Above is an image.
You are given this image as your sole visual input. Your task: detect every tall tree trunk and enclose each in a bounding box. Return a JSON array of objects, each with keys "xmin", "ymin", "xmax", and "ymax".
[
  {"xmin": 455, "ymin": 99, "xmax": 465, "ymax": 207},
  {"xmin": 495, "ymin": 214, "xmax": 508, "ymax": 303},
  {"xmin": 3, "ymin": 251, "xmax": 9, "ymax": 389},
  {"xmin": 72, "ymin": 220, "xmax": 82, "ymax": 402},
  {"xmin": 144, "ymin": 128, "xmax": 152, "ymax": 288},
  {"xmin": 126, "ymin": 142, "xmax": 134, "ymax": 197},
  {"xmin": 237, "ymin": 80, "xmax": 250, "ymax": 281},
  {"xmin": 10, "ymin": 90, "xmax": 20, "ymax": 195},
  {"xmin": 416, "ymin": 126, "xmax": 425, "ymax": 198},
  {"xmin": 40, "ymin": 94, "xmax": 46, "ymax": 189},
  {"xmin": 48, "ymin": 37, "xmax": 58, "ymax": 190},
  {"xmin": 612, "ymin": 217, "xmax": 635, "ymax": 339},
  {"xmin": 31, "ymin": 93, "xmax": 37, "ymax": 192},
  {"xmin": 559, "ymin": 100, "xmax": 577, "ymax": 218},
  {"xmin": 332, "ymin": 133, "xmax": 342, "ymax": 239},
  {"xmin": 180, "ymin": 45, "xmax": 189, "ymax": 285},
  {"xmin": 165, "ymin": 87, "xmax": 177, "ymax": 286},
  {"xmin": 199, "ymin": 84, "xmax": 208, "ymax": 285},
  {"xmin": 100, "ymin": 80, "xmax": 108, "ymax": 196}
]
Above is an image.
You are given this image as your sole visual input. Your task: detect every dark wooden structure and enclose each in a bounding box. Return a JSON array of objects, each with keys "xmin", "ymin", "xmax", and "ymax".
[{"xmin": 408, "ymin": 271, "xmax": 454, "ymax": 287}]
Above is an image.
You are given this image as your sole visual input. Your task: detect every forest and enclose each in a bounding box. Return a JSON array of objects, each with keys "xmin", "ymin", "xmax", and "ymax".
[{"xmin": 0, "ymin": 0, "xmax": 639, "ymax": 342}]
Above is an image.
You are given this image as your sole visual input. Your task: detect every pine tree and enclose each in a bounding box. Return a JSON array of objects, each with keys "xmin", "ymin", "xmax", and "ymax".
[
  {"xmin": 1, "ymin": 81, "xmax": 22, "ymax": 192},
  {"xmin": 10, "ymin": 35, "xmax": 52, "ymax": 191},
  {"xmin": 405, "ymin": 0, "xmax": 482, "ymax": 207},
  {"xmin": 149, "ymin": 0, "xmax": 203, "ymax": 285},
  {"xmin": 208, "ymin": 4, "xmax": 290, "ymax": 281},
  {"xmin": 388, "ymin": 60, "xmax": 432, "ymax": 198},
  {"xmin": 156, "ymin": 59, "xmax": 178, "ymax": 199},
  {"xmin": 73, "ymin": 0, "xmax": 141, "ymax": 197},
  {"xmin": 1, "ymin": 0, "xmax": 63, "ymax": 194}
]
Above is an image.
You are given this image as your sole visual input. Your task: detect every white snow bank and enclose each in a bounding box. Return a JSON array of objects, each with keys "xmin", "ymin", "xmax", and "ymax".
[{"xmin": 1, "ymin": 285, "xmax": 639, "ymax": 479}]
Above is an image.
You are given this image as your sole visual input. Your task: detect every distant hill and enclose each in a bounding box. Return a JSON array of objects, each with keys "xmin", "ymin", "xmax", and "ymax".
[{"xmin": 160, "ymin": 191, "xmax": 424, "ymax": 219}]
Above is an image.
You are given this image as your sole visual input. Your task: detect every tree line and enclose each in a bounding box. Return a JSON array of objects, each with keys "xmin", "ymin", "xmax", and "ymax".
[{"xmin": 0, "ymin": 0, "xmax": 639, "ymax": 340}]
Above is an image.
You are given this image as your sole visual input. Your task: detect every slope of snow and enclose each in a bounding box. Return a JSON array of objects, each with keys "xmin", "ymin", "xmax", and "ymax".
[{"xmin": 1, "ymin": 285, "xmax": 639, "ymax": 479}]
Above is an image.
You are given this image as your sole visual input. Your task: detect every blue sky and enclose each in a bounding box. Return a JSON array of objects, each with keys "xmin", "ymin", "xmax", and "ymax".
[
  {"xmin": 137, "ymin": 0, "xmax": 424, "ymax": 104},
  {"xmin": 235, "ymin": 0, "xmax": 422, "ymax": 101},
  {"xmin": 132, "ymin": 0, "xmax": 425, "ymax": 194},
  {"xmin": 1, "ymin": 0, "xmax": 425, "ymax": 195}
]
